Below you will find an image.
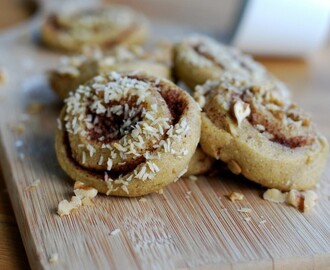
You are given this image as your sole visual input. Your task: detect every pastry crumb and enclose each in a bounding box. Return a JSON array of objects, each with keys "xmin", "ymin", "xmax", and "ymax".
[
  {"xmin": 26, "ymin": 179, "xmax": 40, "ymax": 190},
  {"xmin": 237, "ymin": 207, "xmax": 252, "ymax": 213},
  {"xmin": 110, "ymin": 228, "xmax": 121, "ymax": 236},
  {"xmin": 244, "ymin": 216, "xmax": 251, "ymax": 222},
  {"xmin": 263, "ymin": 188, "xmax": 318, "ymax": 212},
  {"xmin": 259, "ymin": 219, "xmax": 267, "ymax": 224},
  {"xmin": 263, "ymin": 188, "xmax": 287, "ymax": 203},
  {"xmin": 139, "ymin": 197, "xmax": 147, "ymax": 202},
  {"xmin": 81, "ymin": 197, "xmax": 94, "ymax": 206},
  {"xmin": 57, "ymin": 196, "xmax": 82, "ymax": 217},
  {"xmin": 73, "ymin": 181, "xmax": 98, "ymax": 199},
  {"xmin": 228, "ymin": 191, "xmax": 244, "ymax": 202},
  {"xmin": 157, "ymin": 189, "xmax": 164, "ymax": 195},
  {"xmin": 49, "ymin": 253, "xmax": 58, "ymax": 264},
  {"xmin": 188, "ymin": 175, "xmax": 198, "ymax": 181}
]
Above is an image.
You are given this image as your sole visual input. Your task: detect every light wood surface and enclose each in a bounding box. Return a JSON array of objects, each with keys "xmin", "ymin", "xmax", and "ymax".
[{"xmin": 1, "ymin": 6, "xmax": 330, "ymax": 270}]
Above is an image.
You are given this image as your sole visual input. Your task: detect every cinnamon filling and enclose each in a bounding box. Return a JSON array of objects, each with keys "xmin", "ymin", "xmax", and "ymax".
[
  {"xmin": 248, "ymin": 110, "xmax": 315, "ymax": 148},
  {"xmin": 192, "ymin": 44, "xmax": 224, "ymax": 69},
  {"xmin": 87, "ymin": 97, "xmax": 144, "ymax": 143}
]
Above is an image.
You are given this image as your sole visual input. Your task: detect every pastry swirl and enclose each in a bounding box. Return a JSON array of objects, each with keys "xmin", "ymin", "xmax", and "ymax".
[
  {"xmin": 50, "ymin": 45, "xmax": 172, "ymax": 100},
  {"xmin": 174, "ymin": 35, "xmax": 290, "ymax": 100},
  {"xmin": 55, "ymin": 72, "xmax": 201, "ymax": 196},
  {"xmin": 42, "ymin": 5, "xmax": 149, "ymax": 52},
  {"xmin": 197, "ymin": 74, "xmax": 329, "ymax": 191}
]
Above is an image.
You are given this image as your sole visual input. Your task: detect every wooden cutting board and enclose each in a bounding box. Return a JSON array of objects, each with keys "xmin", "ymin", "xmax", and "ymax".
[{"xmin": 0, "ymin": 7, "xmax": 330, "ymax": 270}]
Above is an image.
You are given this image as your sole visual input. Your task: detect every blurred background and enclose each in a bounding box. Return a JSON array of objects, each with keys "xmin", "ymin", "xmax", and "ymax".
[{"xmin": 1, "ymin": 0, "xmax": 330, "ymax": 57}]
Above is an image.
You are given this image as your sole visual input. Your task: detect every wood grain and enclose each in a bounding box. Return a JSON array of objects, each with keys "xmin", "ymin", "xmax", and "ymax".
[{"xmin": 0, "ymin": 10, "xmax": 330, "ymax": 270}]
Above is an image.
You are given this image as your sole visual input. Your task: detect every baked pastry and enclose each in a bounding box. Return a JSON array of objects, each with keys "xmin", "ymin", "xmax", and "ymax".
[
  {"xmin": 49, "ymin": 45, "xmax": 172, "ymax": 100},
  {"xmin": 173, "ymin": 35, "xmax": 290, "ymax": 99},
  {"xmin": 55, "ymin": 72, "xmax": 201, "ymax": 196},
  {"xmin": 42, "ymin": 5, "xmax": 149, "ymax": 52},
  {"xmin": 184, "ymin": 146, "xmax": 214, "ymax": 177},
  {"xmin": 196, "ymin": 74, "xmax": 329, "ymax": 191}
]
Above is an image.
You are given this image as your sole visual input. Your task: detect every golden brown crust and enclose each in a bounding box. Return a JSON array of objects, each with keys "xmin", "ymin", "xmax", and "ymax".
[
  {"xmin": 55, "ymin": 72, "xmax": 201, "ymax": 196},
  {"xmin": 198, "ymin": 75, "xmax": 329, "ymax": 191},
  {"xmin": 42, "ymin": 5, "xmax": 149, "ymax": 52}
]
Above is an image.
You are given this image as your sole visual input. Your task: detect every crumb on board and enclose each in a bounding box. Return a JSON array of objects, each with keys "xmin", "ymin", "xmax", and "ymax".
[
  {"xmin": 25, "ymin": 179, "xmax": 40, "ymax": 190},
  {"xmin": 237, "ymin": 207, "xmax": 252, "ymax": 213},
  {"xmin": 259, "ymin": 219, "xmax": 267, "ymax": 224},
  {"xmin": 263, "ymin": 188, "xmax": 286, "ymax": 203},
  {"xmin": 263, "ymin": 188, "xmax": 318, "ymax": 212},
  {"xmin": 188, "ymin": 175, "xmax": 198, "ymax": 181},
  {"xmin": 48, "ymin": 253, "xmax": 59, "ymax": 264},
  {"xmin": 139, "ymin": 197, "xmax": 147, "ymax": 202},
  {"xmin": 157, "ymin": 189, "xmax": 164, "ymax": 195},
  {"xmin": 110, "ymin": 228, "xmax": 121, "ymax": 236},
  {"xmin": 57, "ymin": 196, "xmax": 82, "ymax": 217},
  {"xmin": 26, "ymin": 102, "xmax": 44, "ymax": 114},
  {"xmin": 73, "ymin": 181, "xmax": 98, "ymax": 200},
  {"xmin": 228, "ymin": 191, "xmax": 244, "ymax": 202},
  {"xmin": 244, "ymin": 217, "xmax": 251, "ymax": 222}
]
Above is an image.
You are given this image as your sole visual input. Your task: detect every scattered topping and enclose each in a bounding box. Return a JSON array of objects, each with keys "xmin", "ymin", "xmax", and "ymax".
[
  {"xmin": 48, "ymin": 253, "xmax": 59, "ymax": 264},
  {"xmin": 233, "ymin": 100, "xmax": 251, "ymax": 128},
  {"xmin": 139, "ymin": 197, "xmax": 147, "ymax": 202},
  {"xmin": 57, "ymin": 196, "xmax": 82, "ymax": 216},
  {"xmin": 287, "ymin": 189, "xmax": 318, "ymax": 212},
  {"xmin": 259, "ymin": 219, "xmax": 267, "ymax": 224},
  {"xmin": 263, "ymin": 188, "xmax": 318, "ymax": 212},
  {"xmin": 263, "ymin": 188, "xmax": 287, "ymax": 203},
  {"xmin": 157, "ymin": 189, "xmax": 164, "ymax": 195},
  {"xmin": 188, "ymin": 175, "xmax": 198, "ymax": 181},
  {"xmin": 228, "ymin": 192, "xmax": 244, "ymax": 202},
  {"xmin": 25, "ymin": 179, "xmax": 41, "ymax": 190},
  {"xmin": 244, "ymin": 217, "xmax": 251, "ymax": 222},
  {"xmin": 237, "ymin": 207, "xmax": 252, "ymax": 213},
  {"xmin": 110, "ymin": 228, "xmax": 121, "ymax": 236},
  {"xmin": 73, "ymin": 181, "xmax": 98, "ymax": 200}
]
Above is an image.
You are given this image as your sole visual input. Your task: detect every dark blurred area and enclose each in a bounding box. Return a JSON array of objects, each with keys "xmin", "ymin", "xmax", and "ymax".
[{"xmin": 0, "ymin": 0, "xmax": 38, "ymax": 29}]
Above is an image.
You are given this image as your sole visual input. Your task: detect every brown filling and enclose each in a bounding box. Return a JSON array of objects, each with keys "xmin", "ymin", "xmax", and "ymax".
[
  {"xmin": 248, "ymin": 110, "xmax": 314, "ymax": 148},
  {"xmin": 87, "ymin": 96, "xmax": 144, "ymax": 143},
  {"xmin": 192, "ymin": 44, "xmax": 224, "ymax": 69}
]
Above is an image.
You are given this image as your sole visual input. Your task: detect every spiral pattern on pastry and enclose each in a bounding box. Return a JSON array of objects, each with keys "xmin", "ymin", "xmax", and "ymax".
[
  {"xmin": 174, "ymin": 35, "xmax": 290, "ymax": 100},
  {"xmin": 197, "ymin": 74, "xmax": 328, "ymax": 191},
  {"xmin": 50, "ymin": 45, "xmax": 172, "ymax": 100},
  {"xmin": 42, "ymin": 5, "xmax": 149, "ymax": 52},
  {"xmin": 55, "ymin": 72, "xmax": 201, "ymax": 196}
]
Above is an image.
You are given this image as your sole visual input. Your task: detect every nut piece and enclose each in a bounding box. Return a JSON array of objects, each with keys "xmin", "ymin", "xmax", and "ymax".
[
  {"xmin": 287, "ymin": 189, "xmax": 318, "ymax": 212},
  {"xmin": 263, "ymin": 188, "xmax": 287, "ymax": 203},
  {"xmin": 228, "ymin": 192, "xmax": 244, "ymax": 202},
  {"xmin": 73, "ymin": 181, "xmax": 98, "ymax": 199},
  {"xmin": 233, "ymin": 100, "xmax": 251, "ymax": 127},
  {"xmin": 227, "ymin": 160, "xmax": 242, "ymax": 175},
  {"xmin": 57, "ymin": 196, "xmax": 82, "ymax": 216},
  {"xmin": 48, "ymin": 253, "xmax": 59, "ymax": 264}
]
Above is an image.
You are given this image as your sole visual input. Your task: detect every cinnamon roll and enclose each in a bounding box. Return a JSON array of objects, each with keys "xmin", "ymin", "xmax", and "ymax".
[
  {"xmin": 49, "ymin": 45, "xmax": 172, "ymax": 100},
  {"xmin": 55, "ymin": 72, "xmax": 201, "ymax": 196},
  {"xmin": 42, "ymin": 5, "xmax": 149, "ymax": 52},
  {"xmin": 196, "ymin": 74, "xmax": 328, "ymax": 191},
  {"xmin": 174, "ymin": 35, "xmax": 290, "ymax": 100}
]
